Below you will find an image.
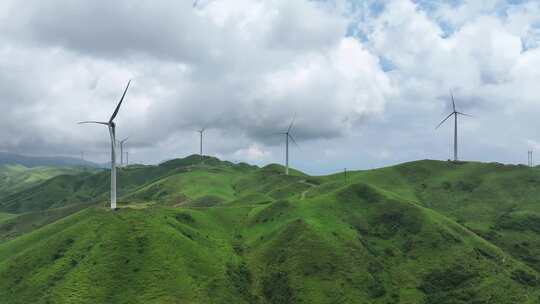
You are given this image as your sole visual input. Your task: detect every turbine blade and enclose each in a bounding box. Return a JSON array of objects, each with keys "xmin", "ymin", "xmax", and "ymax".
[
  {"xmin": 435, "ymin": 113, "xmax": 454, "ymax": 129},
  {"xmin": 287, "ymin": 113, "xmax": 297, "ymax": 133},
  {"xmin": 78, "ymin": 121, "xmax": 109, "ymax": 125},
  {"xmin": 450, "ymin": 90, "xmax": 456, "ymax": 112},
  {"xmin": 289, "ymin": 134, "xmax": 300, "ymax": 149},
  {"xmin": 457, "ymin": 112, "xmax": 472, "ymax": 117},
  {"xmin": 109, "ymin": 80, "xmax": 131, "ymax": 122},
  {"xmin": 121, "ymin": 137, "xmax": 129, "ymax": 143}
]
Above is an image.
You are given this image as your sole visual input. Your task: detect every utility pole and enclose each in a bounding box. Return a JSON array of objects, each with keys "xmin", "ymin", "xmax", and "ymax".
[{"xmin": 344, "ymin": 168, "xmax": 348, "ymax": 183}]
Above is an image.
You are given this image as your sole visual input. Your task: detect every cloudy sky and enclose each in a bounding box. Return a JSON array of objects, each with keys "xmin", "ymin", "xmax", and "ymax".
[{"xmin": 1, "ymin": 0, "xmax": 540, "ymax": 174}]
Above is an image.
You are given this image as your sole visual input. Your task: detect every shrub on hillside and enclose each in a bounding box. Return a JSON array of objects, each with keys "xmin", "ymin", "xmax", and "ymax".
[
  {"xmin": 337, "ymin": 183, "xmax": 383, "ymax": 204},
  {"xmin": 262, "ymin": 272, "xmax": 295, "ymax": 304}
]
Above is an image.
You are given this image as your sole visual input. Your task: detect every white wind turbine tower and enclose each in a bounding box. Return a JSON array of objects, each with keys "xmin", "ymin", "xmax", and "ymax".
[
  {"xmin": 196, "ymin": 127, "xmax": 207, "ymax": 161},
  {"xmin": 79, "ymin": 80, "xmax": 131, "ymax": 210},
  {"xmin": 119, "ymin": 137, "xmax": 129, "ymax": 167},
  {"xmin": 436, "ymin": 91, "xmax": 472, "ymax": 162},
  {"xmin": 278, "ymin": 114, "xmax": 299, "ymax": 175}
]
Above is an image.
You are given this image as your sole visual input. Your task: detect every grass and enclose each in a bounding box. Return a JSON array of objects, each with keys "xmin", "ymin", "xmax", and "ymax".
[
  {"xmin": 0, "ymin": 156, "xmax": 540, "ymax": 303},
  {"xmin": 0, "ymin": 204, "xmax": 92, "ymax": 243},
  {"xmin": 0, "ymin": 164, "xmax": 94, "ymax": 199},
  {"xmin": 0, "ymin": 212, "xmax": 15, "ymax": 223}
]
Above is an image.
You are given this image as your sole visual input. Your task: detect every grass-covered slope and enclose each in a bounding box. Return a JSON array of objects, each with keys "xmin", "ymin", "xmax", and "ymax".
[
  {"xmin": 1, "ymin": 187, "xmax": 539, "ymax": 303},
  {"xmin": 1, "ymin": 157, "xmax": 540, "ymax": 303},
  {"xmin": 0, "ymin": 155, "xmax": 230, "ymax": 213},
  {"xmin": 0, "ymin": 204, "xmax": 91, "ymax": 244},
  {"xmin": 0, "ymin": 165, "xmax": 92, "ymax": 199},
  {"xmin": 332, "ymin": 160, "xmax": 540, "ymax": 273},
  {"xmin": 0, "ymin": 152, "xmax": 100, "ymax": 168},
  {"xmin": 0, "ymin": 155, "xmax": 309, "ymax": 213}
]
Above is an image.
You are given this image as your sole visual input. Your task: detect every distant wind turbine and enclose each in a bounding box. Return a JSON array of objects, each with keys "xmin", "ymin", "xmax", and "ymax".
[
  {"xmin": 196, "ymin": 127, "xmax": 207, "ymax": 161},
  {"xmin": 436, "ymin": 91, "xmax": 472, "ymax": 162},
  {"xmin": 119, "ymin": 137, "xmax": 129, "ymax": 167},
  {"xmin": 278, "ymin": 114, "xmax": 299, "ymax": 175},
  {"xmin": 80, "ymin": 151, "xmax": 86, "ymax": 171},
  {"xmin": 79, "ymin": 80, "xmax": 131, "ymax": 210}
]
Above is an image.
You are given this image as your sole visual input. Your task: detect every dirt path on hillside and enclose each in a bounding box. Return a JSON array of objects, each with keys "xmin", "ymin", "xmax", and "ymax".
[{"xmin": 299, "ymin": 180, "xmax": 318, "ymax": 200}]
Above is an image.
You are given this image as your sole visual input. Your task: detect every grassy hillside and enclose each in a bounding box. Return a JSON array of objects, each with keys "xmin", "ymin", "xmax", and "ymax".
[
  {"xmin": 0, "ymin": 155, "xmax": 302, "ymax": 212},
  {"xmin": 0, "ymin": 204, "xmax": 92, "ymax": 244},
  {"xmin": 0, "ymin": 152, "xmax": 100, "ymax": 168},
  {"xmin": 0, "ymin": 212, "xmax": 14, "ymax": 223},
  {"xmin": 0, "ymin": 157, "xmax": 540, "ymax": 303},
  {"xmin": 0, "ymin": 165, "xmax": 95, "ymax": 199},
  {"xmin": 330, "ymin": 160, "xmax": 540, "ymax": 273}
]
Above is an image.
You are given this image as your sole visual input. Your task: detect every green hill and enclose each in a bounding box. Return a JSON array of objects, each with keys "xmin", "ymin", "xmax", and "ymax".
[
  {"xmin": 0, "ymin": 157, "xmax": 540, "ymax": 303},
  {"xmin": 0, "ymin": 152, "xmax": 100, "ymax": 168},
  {"xmin": 0, "ymin": 164, "xmax": 96, "ymax": 199},
  {"xmin": 330, "ymin": 160, "xmax": 540, "ymax": 273}
]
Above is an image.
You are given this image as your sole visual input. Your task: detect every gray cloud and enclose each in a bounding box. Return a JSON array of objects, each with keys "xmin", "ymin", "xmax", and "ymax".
[{"xmin": 0, "ymin": 0, "xmax": 539, "ymax": 174}]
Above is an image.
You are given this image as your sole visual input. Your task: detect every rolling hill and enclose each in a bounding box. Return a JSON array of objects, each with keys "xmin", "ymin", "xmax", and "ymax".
[
  {"xmin": 0, "ymin": 156, "xmax": 539, "ymax": 303},
  {"xmin": 0, "ymin": 164, "xmax": 98, "ymax": 199},
  {"xmin": 0, "ymin": 152, "xmax": 100, "ymax": 168}
]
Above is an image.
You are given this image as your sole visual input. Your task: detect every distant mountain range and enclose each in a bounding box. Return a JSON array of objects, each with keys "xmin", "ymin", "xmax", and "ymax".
[{"xmin": 0, "ymin": 152, "xmax": 101, "ymax": 168}]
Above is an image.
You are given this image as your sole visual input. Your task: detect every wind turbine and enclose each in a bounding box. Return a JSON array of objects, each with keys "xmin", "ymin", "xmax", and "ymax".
[
  {"xmin": 436, "ymin": 91, "xmax": 471, "ymax": 162},
  {"xmin": 79, "ymin": 80, "xmax": 131, "ymax": 210},
  {"xmin": 196, "ymin": 127, "xmax": 206, "ymax": 161},
  {"xmin": 119, "ymin": 137, "xmax": 129, "ymax": 167},
  {"xmin": 80, "ymin": 151, "xmax": 86, "ymax": 171},
  {"xmin": 279, "ymin": 114, "xmax": 299, "ymax": 175}
]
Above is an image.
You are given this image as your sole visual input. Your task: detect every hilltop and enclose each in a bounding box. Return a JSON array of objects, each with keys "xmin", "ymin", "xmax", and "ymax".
[{"xmin": 0, "ymin": 156, "xmax": 539, "ymax": 303}]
